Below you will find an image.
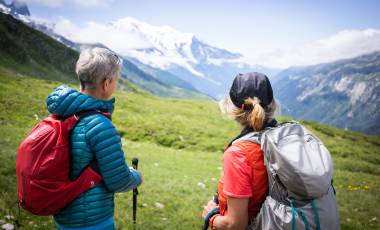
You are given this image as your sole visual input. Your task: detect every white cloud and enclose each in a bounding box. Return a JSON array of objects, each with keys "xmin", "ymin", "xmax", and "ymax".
[
  {"xmin": 53, "ymin": 17, "xmax": 79, "ymax": 37},
  {"xmin": 246, "ymin": 28, "xmax": 380, "ymax": 68},
  {"xmin": 24, "ymin": 0, "xmax": 113, "ymax": 8},
  {"xmin": 53, "ymin": 17, "xmax": 152, "ymax": 53},
  {"xmin": 72, "ymin": 0, "xmax": 113, "ymax": 8}
]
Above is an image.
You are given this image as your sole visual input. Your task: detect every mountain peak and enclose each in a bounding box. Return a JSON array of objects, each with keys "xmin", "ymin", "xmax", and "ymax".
[
  {"xmin": 112, "ymin": 17, "xmax": 195, "ymax": 42},
  {"xmin": 11, "ymin": 0, "xmax": 30, "ymax": 16},
  {"xmin": 0, "ymin": 0, "xmax": 30, "ymax": 16},
  {"xmin": 108, "ymin": 16, "xmax": 243, "ymax": 64}
]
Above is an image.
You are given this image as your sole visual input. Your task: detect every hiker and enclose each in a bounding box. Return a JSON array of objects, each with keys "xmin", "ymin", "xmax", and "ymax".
[
  {"xmin": 47, "ymin": 47, "xmax": 142, "ymax": 229},
  {"xmin": 202, "ymin": 72, "xmax": 340, "ymax": 230},
  {"xmin": 202, "ymin": 72, "xmax": 277, "ymax": 229}
]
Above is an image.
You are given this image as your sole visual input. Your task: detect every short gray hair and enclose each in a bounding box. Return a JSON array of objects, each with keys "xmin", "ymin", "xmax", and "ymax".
[{"xmin": 76, "ymin": 47, "xmax": 121, "ymax": 90}]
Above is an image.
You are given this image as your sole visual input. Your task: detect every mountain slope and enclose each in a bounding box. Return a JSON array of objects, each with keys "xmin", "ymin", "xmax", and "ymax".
[
  {"xmin": 0, "ymin": 10, "xmax": 210, "ymax": 99},
  {"xmin": 0, "ymin": 11, "xmax": 78, "ymax": 83},
  {"xmin": 121, "ymin": 57, "xmax": 210, "ymax": 99},
  {"xmin": 273, "ymin": 51, "xmax": 380, "ymax": 134}
]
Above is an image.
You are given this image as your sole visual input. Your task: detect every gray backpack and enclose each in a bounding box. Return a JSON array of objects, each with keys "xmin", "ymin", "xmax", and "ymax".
[{"xmin": 234, "ymin": 122, "xmax": 340, "ymax": 230}]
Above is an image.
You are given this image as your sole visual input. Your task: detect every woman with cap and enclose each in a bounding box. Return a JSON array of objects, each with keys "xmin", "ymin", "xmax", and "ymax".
[{"xmin": 202, "ymin": 72, "xmax": 278, "ymax": 229}]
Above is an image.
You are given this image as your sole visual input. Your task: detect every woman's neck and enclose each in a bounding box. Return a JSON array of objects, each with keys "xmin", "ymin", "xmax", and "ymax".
[{"xmin": 81, "ymin": 88, "xmax": 107, "ymax": 100}]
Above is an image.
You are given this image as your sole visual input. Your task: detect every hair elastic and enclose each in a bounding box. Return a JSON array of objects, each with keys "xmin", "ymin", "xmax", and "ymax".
[{"xmin": 241, "ymin": 103, "xmax": 257, "ymax": 111}]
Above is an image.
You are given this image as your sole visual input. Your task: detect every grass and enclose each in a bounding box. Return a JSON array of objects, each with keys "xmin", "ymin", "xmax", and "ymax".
[
  {"xmin": 115, "ymin": 141, "xmax": 221, "ymax": 229},
  {"xmin": 0, "ymin": 67, "xmax": 379, "ymax": 229}
]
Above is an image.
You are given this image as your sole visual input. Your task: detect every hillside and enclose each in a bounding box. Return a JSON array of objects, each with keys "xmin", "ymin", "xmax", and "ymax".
[
  {"xmin": 273, "ymin": 51, "xmax": 380, "ymax": 134},
  {"xmin": 0, "ymin": 67, "xmax": 380, "ymax": 229},
  {"xmin": 0, "ymin": 12, "xmax": 78, "ymax": 83}
]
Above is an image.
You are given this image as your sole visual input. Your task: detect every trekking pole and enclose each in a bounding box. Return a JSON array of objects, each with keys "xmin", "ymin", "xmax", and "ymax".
[{"xmin": 132, "ymin": 158, "xmax": 139, "ymax": 226}]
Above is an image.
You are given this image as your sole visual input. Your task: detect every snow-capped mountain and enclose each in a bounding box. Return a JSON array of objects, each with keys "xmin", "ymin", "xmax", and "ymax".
[
  {"xmin": 0, "ymin": 1, "xmax": 212, "ymax": 99},
  {"xmin": 52, "ymin": 16, "xmax": 275, "ymax": 98},
  {"xmin": 69, "ymin": 17, "xmax": 244, "ymax": 76},
  {"xmin": 0, "ymin": 0, "xmax": 277, "ymax": 98}
]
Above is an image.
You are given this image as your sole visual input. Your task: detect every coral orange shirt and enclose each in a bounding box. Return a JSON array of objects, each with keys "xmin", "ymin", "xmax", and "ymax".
[{"xmin": 218, "ymin": 141, "xmax": 268, "ymax": 220}]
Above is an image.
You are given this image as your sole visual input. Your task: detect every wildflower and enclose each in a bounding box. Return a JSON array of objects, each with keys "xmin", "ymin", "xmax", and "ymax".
[
  {"xmin": 1, "ymin": 223, "xmax": 14, "ymax": 230},
  {"xmin": 197, "ymin": 182, "xmax": 206, "ymax": 189},
  {"xmin": 370, "ymin": 217, "xmax": 377, "ymax": 223},
  {"xmin": 155, "ymin": 202, "xmax": 164, "ymax": 209}
]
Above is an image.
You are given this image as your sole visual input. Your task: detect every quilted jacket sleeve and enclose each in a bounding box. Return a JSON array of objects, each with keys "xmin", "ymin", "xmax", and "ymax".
[{"xmin": 85, "ymin": 114, "xmax": 142, "ymax": 192}]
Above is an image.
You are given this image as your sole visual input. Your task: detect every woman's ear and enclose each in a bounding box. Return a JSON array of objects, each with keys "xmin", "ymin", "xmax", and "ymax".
[{"xmin": 102, "ymin": 78, "xmax": 110, "ymax": 92}]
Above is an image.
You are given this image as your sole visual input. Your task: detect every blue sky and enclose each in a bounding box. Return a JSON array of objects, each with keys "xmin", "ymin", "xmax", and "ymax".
[{"xmin": 12, "ymin": 0, "xmax": 380, "ymax": 67}]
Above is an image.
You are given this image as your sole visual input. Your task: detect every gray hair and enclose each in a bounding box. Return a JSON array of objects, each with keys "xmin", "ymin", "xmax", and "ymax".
[{"xmin": 76, "ymin": 47, "xmax": 122, "ymax": 90}]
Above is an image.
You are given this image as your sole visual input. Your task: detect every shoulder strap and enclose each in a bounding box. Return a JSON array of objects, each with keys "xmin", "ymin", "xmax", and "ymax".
[
  {"xmin": 74, "ymin": 109, "xmax": 111, "ymax": 120},
  {"xmin": 63, "ymin": 109, "xmax": 111, "ymax": 131},
  {"xmin": 71, "ymin": 110, "xmax": 111, "ymax": 174},
  {"xmin": 226, "ymin": 119, "xmax": 279, "ymax": 149},
  {"xmin": 232, "ymin": 132, "xmax": 262, "ymax": 145}
]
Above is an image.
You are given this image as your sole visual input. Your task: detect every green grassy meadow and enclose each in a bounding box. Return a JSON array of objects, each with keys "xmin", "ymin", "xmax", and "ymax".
[{"xmin": 0, "ymin": 67, "xmax": 380, "ymax": 229}]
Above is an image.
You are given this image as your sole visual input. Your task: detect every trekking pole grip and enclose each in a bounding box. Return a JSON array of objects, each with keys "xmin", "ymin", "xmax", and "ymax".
[
  {"xmin": 131, "ymin": 157, "xmax": 139, "ymax": 195},
  {"xmin": 132, "ymin": 158, "xmax": 138, "ymax": 170}
]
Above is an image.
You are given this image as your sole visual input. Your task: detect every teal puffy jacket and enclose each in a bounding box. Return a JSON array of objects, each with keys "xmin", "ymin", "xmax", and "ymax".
[{"xmin": 46, "ymin": 85, "xmax": 142, "ymax": 228}]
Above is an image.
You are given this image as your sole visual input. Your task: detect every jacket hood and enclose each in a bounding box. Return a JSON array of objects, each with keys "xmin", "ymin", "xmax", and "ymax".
[{"xmin": 46, "ymin": 85, "xmax": 115, "ymax": 117}]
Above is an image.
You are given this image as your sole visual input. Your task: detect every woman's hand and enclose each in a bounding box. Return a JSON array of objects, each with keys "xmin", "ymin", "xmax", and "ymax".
[
  {"xmin": 212, "ymin": 197, "xmax": 249, "ymax": 230},
  {"xmin": 202, "ymin": 199, "xmax": 218, "ymax": 218}
]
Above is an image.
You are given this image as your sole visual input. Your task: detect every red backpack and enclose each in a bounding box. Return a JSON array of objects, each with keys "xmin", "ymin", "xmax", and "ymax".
[{"xmin": 16, "ymin": 110, "xmax": 109, "ymax": 215}]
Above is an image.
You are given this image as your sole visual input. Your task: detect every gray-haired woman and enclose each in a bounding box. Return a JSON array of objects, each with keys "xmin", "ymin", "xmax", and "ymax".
[{"xmin": 46, "ymin": 47, "xmax": 142, "ymax": 230}]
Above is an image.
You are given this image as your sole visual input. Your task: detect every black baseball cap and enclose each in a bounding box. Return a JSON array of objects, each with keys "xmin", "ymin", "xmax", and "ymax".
[{"xmin": 229, "ymin": 72, "xmax": 273, "ymax": 108}]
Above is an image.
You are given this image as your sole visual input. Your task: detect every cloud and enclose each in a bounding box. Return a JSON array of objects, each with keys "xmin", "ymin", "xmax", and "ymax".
[
  {"xmin": 247, "ymin": 29, "xmax": 380, "ymax": 68},
  {"xmin": 53, "ymin": 17, "xmax": 152, "ymax": 54},
  {"xmin": 24, "ymin": 0, "xmax": 113, "ymax": 8}
]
